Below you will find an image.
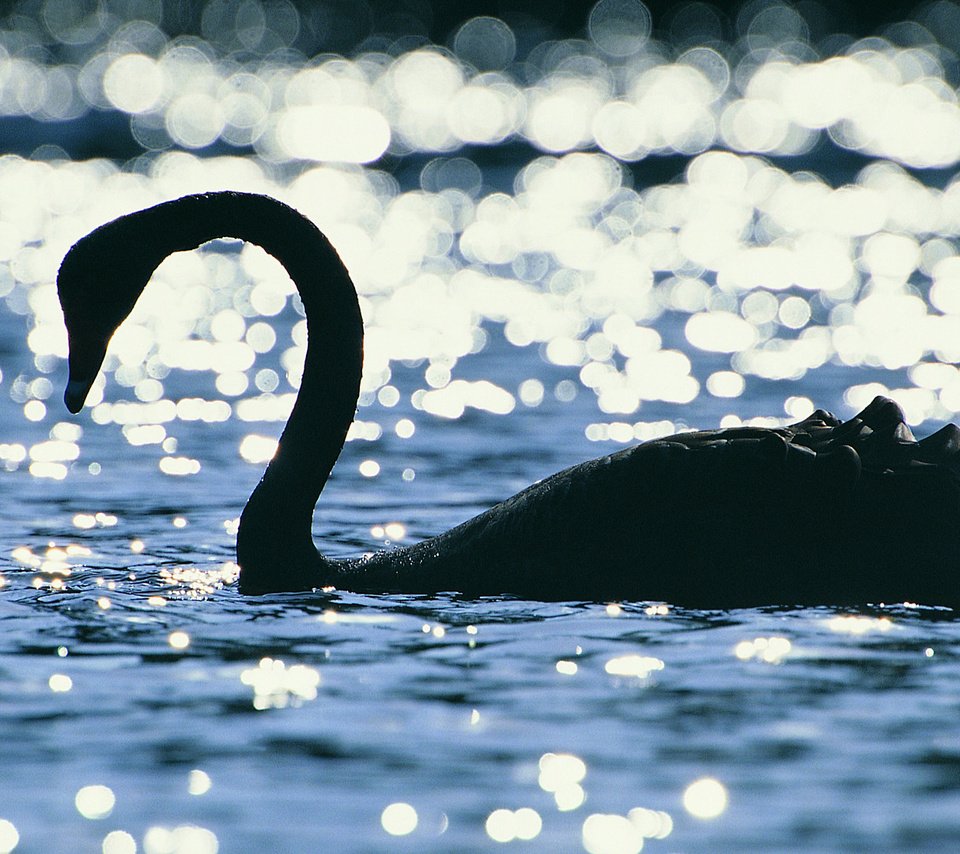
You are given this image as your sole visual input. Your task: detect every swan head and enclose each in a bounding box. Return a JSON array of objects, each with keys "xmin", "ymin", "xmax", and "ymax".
[{"xmin": 58, "ymin": 211, "xmax": 167, "ymax": 413}]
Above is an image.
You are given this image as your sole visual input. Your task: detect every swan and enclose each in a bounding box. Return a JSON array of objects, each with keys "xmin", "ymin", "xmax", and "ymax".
[{"xmin": 57, "ymin": 191, "xmax": 960, "ymax": 606}]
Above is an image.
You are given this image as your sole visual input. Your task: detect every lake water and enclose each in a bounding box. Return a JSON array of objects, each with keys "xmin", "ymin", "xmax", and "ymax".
[{"xmin": 2, "ymin": 2, "xmax": 960, "ymax": 852}]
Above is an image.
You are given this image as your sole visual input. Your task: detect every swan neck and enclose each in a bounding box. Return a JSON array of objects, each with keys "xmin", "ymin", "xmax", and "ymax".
[{"xmin": 155, "ymin": 193, "xmax": 361, "ymax": 584}]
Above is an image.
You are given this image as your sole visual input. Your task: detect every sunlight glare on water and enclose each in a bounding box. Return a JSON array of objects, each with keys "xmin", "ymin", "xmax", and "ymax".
[
  {"xmin": 0, "ymin": 822, "xmax": 18, "ymax": 854},
  {"xmin": 733, "ymin": 636, "xmax": 792, "ymax": 663},
  {"xmin": 102, "ymin": 831, "xmax": 137, "ymax": 854},
  {"xmin": 485, "ymin": 807, "xmax": 543, "ymax": 843},
  {"xmin": 75, "ymin": 785, "xmax": 115, "ymax": 820},
  {"xmin": 9, "ymin": 137, "xmax": 960, "ymax": 467},
  {"xmin": 143, "ymin": 826, "xmax": 218, "ymax": 854},
  {"xmin": 381, "ymin": 802, "xmax": 418, "ymax": 836},
  {"xmin": 239, "ymin": 657, "xmax": 321, "ymax": 710},
  {"xmin": 682, "ymin": 778, "xmax": 729, "ymax": 820},
  {"xmin": 539, "ymin": 752, "xmax": 588, "ymax": 811},
  {"xmin": 604, "ymin": 653, "xmax": 665, "ymax": 677},
  {"xmin": 826, "ymin": 615, "xmax": 895, "ymax": 635},
  {"xmin": 187, "ymin": 770, "xmax": 212, "ymax": 797},
  {"xmin": 582, "ymin": 812, "xmax": 645, "ymax": 854}
]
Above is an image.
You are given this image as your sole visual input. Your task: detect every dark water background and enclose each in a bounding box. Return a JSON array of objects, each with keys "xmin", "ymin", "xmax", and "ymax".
[{"xmin": 2, "ymin": 1, "xmax": 960, "ymax": 851}]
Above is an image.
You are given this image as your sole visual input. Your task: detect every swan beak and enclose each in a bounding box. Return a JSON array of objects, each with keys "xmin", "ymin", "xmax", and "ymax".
[
  {"xmin": 64, "ymin": 337, "xmax": 107, "ymax": 414},
  {"xmin": 64, "ymin": 377, "xmax": 92, "ymax": 413}
]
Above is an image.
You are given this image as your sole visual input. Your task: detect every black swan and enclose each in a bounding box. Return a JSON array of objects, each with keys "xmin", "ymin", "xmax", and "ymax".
[{"xmin": 57, "ymin": 191, "xmax": 960, "ymax": 606}]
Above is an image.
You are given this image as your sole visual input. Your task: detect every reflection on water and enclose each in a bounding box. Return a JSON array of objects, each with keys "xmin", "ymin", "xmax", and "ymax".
[
  {"xmin": 2, "ymin": 0, "xmax": 960, "ymax": 851},
  {"xmin": 7, "ymin": 1, "xmax": 960, "ymax": 168},
  {"xmin": 11, "ymin": 143, "xmax": 960, "ymax": 481}
]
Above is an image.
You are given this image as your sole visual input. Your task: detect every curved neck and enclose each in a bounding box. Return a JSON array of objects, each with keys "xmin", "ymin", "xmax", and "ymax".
[{"xmin": 145, "ymin": 193, "xmax": 363, "ymax": 589}]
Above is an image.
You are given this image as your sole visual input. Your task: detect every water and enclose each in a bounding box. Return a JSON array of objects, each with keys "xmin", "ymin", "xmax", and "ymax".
[{"xmin": 3, "ymin": 2, "xmax": 960, "ymax": 852}]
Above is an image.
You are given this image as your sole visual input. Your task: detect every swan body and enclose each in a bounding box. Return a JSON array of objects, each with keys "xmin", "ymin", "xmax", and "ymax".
[{"xmin": 57, "ymin": 192, "xmax": 960, "ymax": 606}]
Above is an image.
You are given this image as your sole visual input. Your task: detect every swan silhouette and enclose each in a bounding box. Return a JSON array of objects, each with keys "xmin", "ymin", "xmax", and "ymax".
[{"xmin": 57, "ymin": 192, "xmax": 960, "ymax": 606}]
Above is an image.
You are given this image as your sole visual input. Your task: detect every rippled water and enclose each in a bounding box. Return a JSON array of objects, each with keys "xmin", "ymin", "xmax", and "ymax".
[{"xmin": 3, "ymin": 1, "xmax": 960, "ymax": 852}]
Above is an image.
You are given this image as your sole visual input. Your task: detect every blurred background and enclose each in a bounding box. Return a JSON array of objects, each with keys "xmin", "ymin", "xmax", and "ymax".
[
  {"xmin": 5, "ymin": 0, "xmax": 960, "ymax": 441},
  {"xmin": 5, "ymin": 0, "xmax": 958, "ymax": 167}
]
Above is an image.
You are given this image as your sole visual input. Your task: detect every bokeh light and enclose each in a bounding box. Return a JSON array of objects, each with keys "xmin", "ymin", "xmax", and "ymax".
[
  {"xmin": 75, "ymin": 785, "xmax": 115, "ymax": 820},
  {"xmin": 381, "ymin": 802, "xmax": 417, "ymax": 836},
  {"xmin": 0, "ymin": 821, "xmax": 16, "ymax": 854},
  {"xmin": 143, "ymin": 825, "xmax": 218, "ymax": 854},
  {"xmin": 240, "ymin": 657, "xmax": 321, "ymax": 710},
  {"xmin": 102, "ymin": 830, "xmax": 136, "ymax": 854},
  {"xmin": 683, "ymin": 777, "xmax": 729, "ymax": 819},
  {"xmin": 485, "ymin": 807, "xmax": 542, "ymax": 842}
]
